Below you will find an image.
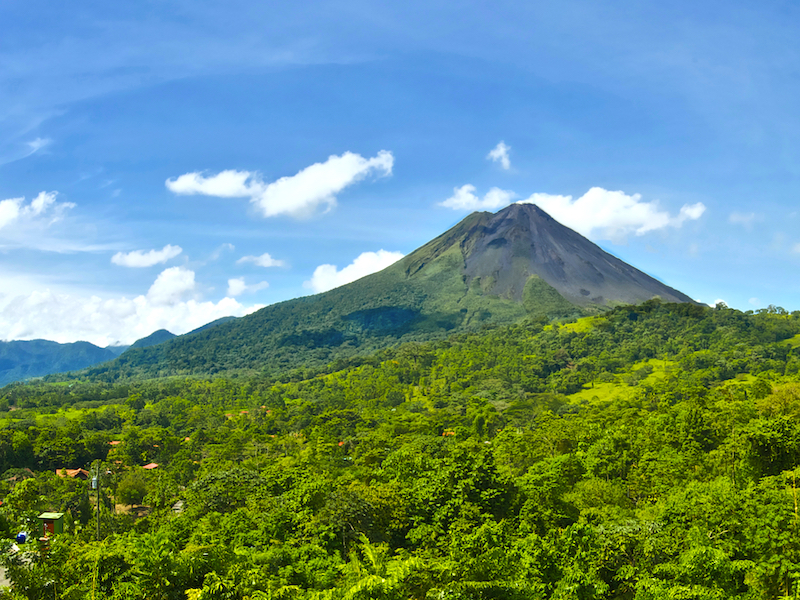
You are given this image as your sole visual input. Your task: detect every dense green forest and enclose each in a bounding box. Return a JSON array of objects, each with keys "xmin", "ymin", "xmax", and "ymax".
[{"xmin": 1, "ymin": 301, "xmax": 800, "ymax": 599}]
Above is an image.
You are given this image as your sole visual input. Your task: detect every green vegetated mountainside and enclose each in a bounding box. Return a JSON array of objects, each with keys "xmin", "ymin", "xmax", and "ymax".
[
  {"xmin": 126, "ymin": 329, "xmax": 176, "ymax": 351},
  {"xmin": 79, "ymin": 204, "xmax": 693, "ymax": 382},
  {"xmin": 0, "ymin": 340, "xmax": 118, "ymax": 388},
  {"xmin": 2, "ymin": 302, "xmax": 800, "ymax": 599}
]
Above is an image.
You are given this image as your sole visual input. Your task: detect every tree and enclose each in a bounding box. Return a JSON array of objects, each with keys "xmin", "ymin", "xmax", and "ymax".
[
  {"xmin": 337, "ymin": 534, "xmax": 424, "ymax": 600},
  {"xmin": 117, "ymin": 469, "xmax": 149, "ymax": 508}
]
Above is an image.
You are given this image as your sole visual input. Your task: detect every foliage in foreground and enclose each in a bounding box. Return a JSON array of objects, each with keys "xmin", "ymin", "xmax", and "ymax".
[{"xmin": 0, "ymin": 302, "xmax": 799, "ymax": 599}]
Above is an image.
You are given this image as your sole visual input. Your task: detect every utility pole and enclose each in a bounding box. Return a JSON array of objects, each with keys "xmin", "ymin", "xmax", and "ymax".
[{"xmin": 92, "ymin": 461, "xmax": 101, "ymax": 541}]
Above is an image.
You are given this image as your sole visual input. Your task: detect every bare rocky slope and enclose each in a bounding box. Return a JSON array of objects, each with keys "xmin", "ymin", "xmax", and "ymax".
[{"xmin": 422, "ymin": 202, "xmax": 694, "ymax": 307}]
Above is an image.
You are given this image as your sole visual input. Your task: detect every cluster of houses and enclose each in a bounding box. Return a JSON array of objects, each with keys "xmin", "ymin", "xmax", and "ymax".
[
  {"xmin": 54, "ymin": 439, "xmax": 159, "ymax": 481},
  {"xmin": 4, "ymin": 439, "xmax": 178, "ymax": 550}
]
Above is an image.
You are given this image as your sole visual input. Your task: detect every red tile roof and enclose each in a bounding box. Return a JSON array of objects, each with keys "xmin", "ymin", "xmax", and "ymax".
[{"xmin": 55, "ymin": 468, "xmax": 90, "ymax": 479}]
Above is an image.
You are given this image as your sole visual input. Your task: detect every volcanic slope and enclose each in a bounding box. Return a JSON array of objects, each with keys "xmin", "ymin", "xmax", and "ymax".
[{"xmin": 82, "ymin": 203, "xmax": 695, "ymax": 380}]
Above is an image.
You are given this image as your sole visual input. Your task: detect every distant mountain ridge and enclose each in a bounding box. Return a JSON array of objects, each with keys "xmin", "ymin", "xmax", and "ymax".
[
  {"xmin": 0, "ymin": 340, "xmax": 118, "ymax": 387},
  {"xmin": 77, "ymin": 203, "xmax": 696, "ymax": 381},
  {"xmin": 0, "ymin": 329, "xmax": 182, "ymax": 387}
]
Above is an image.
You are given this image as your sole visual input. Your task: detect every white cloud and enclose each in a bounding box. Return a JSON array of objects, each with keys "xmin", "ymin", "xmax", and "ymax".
[
  {"xmin": 441, "ymin": 185, "xmax": 706, "ymax": 241},
  {"xmin": 792, "ymin": 242, "xmax": 800, "ymax": 254},
  {"xmin": 227, "ymin": 278, "xmax": 247, "ymax": 297},
  {"xmin": 749, "ymin": 297, "xmax": 761, "ymax": 307},
  {"xmin": 147, "ymin": 266, "xmax": 196, "ymax": 305},
  {"xmin": 440, "ymin": 184, "xmax": 517, "ymax": 211},
  {"xmin": 111, "ymin": 244, "xmax": 183, "ymax": 268},
  {"xmin": 227, "ymin": 277, "xmax": 269, "ymax": 297},
  {"xmin": 0, "ymin": 267, "xmax": 264, "ymax": 346},
  {"xmin": 166, "ymin": 150, "xmax": 394, "ymax": 218},
  {"xmin": 166, "ymin": 170, "xmax": 254, "ymax": 197},
  {"xmin": 236, "ymin": 252, "xmax": 286, "ymax": 268},
  {"xmin": 304, "ymin": 250, "xmax": 404, "ymax": 293},
  {"xmin": 0, "ymin": 191, "xmax": 74, "ymax": 232},
  {"xmin": 702, "ymin": 298, "xmax": 727, "ymax": 307},
  {"xmin": 0, "ymin": 198, "xmax": 22, "ymax": 229},
  {"xmin": 487, "ymin": 141, "xmax": 511, "ymax": 170},
  {"xmin": 519, "ymin": 187, "xmax": 706, "ymax": 242},
  {"xmin": 679, "ymin": 203, "xmax": 705, "ymax": 221}
]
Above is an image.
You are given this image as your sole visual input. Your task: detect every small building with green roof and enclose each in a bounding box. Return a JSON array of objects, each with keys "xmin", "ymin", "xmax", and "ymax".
[{"xmin": 38, "ymin": 512, "xmax": 64, "ymax": 536}]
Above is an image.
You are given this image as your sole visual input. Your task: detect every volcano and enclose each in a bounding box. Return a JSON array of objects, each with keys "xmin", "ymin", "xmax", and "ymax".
[
  {"xmin": 80, "ymin": 203, "xmax": 696, "ymax": 379},
  {"xmin": 405, "ymin": 202, "xmax": 693, "ymax": 307}
]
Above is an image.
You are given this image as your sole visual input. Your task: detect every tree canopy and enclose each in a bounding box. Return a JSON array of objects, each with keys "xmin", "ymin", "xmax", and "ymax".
[{"xmin": 1, "ymin": 301, "xmax": 800, "ymax": 599}]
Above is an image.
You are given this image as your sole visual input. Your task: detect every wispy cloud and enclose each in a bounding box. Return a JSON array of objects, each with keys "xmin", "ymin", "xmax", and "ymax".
[
  {"xmin": 166, "ymin": 151, "xmax": 394, "ymax": 218},
  {"xmin": 487, "ymin": 141, "xmax": 511, "ymax": 170},
  {"xmin": 111, "ymin": 244, "xmax": 183, "ymax": 268},
  {"xmin": 729, "ymin": 211, "xmax": 760, "ymax": 229},
  {"xmin": 26, "ymin": 137, "xmax": 51, "ymax": 155},
  {"xmin": 209, "ymin": 243, "xmax": 236, "ymax": 261},
  {"xmin": 0, "ymin": 138, "xmax": 55, "ymax": 166},
  {"xmin": 304, "ymin": 250, "xmax": 404, "ymax": 293},
  {"xmin": 440, "ymin": 184, "xmax": 516, "ymax": 211},
  {"xmin": 0, "ymin": 191, "xmax": 75, "ymax": 232}
]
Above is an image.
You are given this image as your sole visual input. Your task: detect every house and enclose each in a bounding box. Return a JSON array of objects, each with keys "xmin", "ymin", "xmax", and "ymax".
[{"xmin": 55, "ymin": 468, "xmax": 89, "ymax": 480}]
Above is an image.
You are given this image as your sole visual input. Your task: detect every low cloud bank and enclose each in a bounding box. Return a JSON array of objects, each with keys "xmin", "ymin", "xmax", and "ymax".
[{"xmin": 0, "ymin": 267, "xmax": 262, "ymax": 347}]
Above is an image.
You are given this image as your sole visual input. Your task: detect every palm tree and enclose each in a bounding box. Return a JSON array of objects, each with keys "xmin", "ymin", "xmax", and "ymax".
[{"xmin": 338, "ymin": 534, "xmax": 424, "ymax": 600}]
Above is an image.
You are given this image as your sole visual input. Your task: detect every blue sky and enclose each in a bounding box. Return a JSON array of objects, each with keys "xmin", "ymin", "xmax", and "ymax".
[{"xmin": 2, "ymin": 0, "xmax": 800, "ymax": 345}]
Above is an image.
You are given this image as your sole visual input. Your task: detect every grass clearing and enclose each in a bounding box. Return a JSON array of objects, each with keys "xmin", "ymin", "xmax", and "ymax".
[
  {"xmin": 567, "ymin": 358, "xmax": 678, "ymax": 405},
  {"xmin": 780, "ymin": 333, "xmax": 800, "ymax": 348},
  {"xmin": 568, "ymin": 381, "xmax": 630, "ymax": 404},
  {"xmin": 0, "ymin": 405, "xmax": 101, "ymax": 427},
  {"xmin": 560, "ymin": 316, "xmax": 598, "ymax": 334}
]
